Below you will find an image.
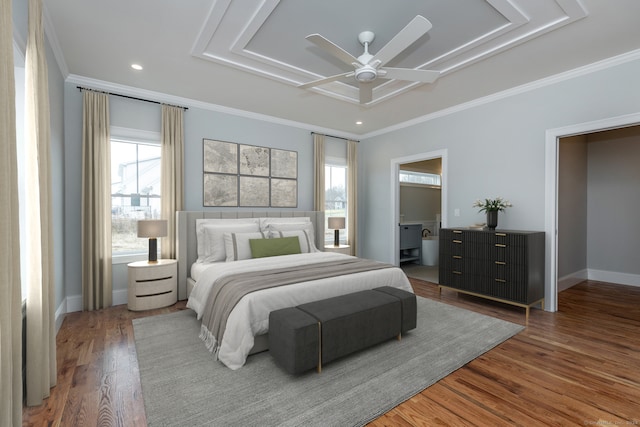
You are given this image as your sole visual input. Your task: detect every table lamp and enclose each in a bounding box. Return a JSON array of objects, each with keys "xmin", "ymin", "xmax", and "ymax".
[
  {"xmin": 137, "ymin": 219, "xmax": 168, "ymax": 263},
  {"xmin": 328, "ymin": 217, "xmax": 345, "ymax": 247}
]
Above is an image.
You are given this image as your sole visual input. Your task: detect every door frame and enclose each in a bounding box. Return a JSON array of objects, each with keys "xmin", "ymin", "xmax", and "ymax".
[
  {"xmin": 544, "ymin": 112, "xmax": 640, "ymax": 311},
  {"xmin": 390, "ymin": 149, "xmax": 448, "ymax": 265}
]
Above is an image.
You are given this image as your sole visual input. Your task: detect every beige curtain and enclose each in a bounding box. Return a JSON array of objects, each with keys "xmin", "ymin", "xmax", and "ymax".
[
  {"xmin": 81, "ymin": 90, "xmax": 112, "ymax": 310},
  {"xmin": 347, "ymin": 140, "xmax": 358, "ymax": 255},
  {"xmin": 0, "ymin": 0, "xmax": 23, "ymax": 422},
  {"xmin": 160, "ymin": 105, "xmax": 184, "ymax": 259},
  {"xmin": 24, "ymin": 0, "xmax": 56, "ymax": 405},
  {"xmin": 313, "ymin": 133, "xmax": 325, "ymax": 211}
]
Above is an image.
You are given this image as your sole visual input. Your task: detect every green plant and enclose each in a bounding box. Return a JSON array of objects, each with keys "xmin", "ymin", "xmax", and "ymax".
[{"xmin": 473, "ymin": 197, "xmax": 512, "ymax": 213}]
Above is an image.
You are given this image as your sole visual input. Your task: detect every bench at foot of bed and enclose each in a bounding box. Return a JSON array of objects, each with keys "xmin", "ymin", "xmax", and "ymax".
[{"xmin": 268, "ymin": 286, "xmax": 417, "ymax": 375}]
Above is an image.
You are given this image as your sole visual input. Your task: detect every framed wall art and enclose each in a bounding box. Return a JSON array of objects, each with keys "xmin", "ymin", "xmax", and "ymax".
[{"xmin": 202, "ymin": 139, "xmax": 298, "ymax": 207}]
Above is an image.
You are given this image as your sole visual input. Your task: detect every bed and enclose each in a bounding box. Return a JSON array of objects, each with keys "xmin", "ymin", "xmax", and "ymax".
[{"xmin": 176, "ymin": 210, "xmax": 413, "ymax": 370}]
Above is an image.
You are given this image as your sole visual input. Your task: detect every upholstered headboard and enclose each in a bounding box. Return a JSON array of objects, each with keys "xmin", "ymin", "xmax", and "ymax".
[{"xmin": 175, "ymin": 210, "xmax": 325, "ymax": 300}]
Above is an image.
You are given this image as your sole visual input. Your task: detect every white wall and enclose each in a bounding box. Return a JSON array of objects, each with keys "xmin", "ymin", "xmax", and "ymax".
[{"xmin": 359, "ymin": 55, "xmax": 640, "ymax": 309}]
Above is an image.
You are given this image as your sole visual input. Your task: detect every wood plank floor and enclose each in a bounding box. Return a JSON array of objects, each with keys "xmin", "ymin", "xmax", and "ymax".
[{"xmin": 22, "ymin": 280, "xmax": 640, "ymax": 426}]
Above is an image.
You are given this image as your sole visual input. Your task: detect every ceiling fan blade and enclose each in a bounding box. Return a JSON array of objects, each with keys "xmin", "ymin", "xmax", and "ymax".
[
  {"xmin": 298, "ymin": 72, "xmax": 354, "ymax": 89},
  {"xmin": 370, "ymin": 15, "xmax": 432, "ymax": 67},
  {"xmin": 305, "ymin": 34, "xmax": 361, "ymax": 67},
  {"xmin": 359, "ymin": 83, "xmax": 373, "ymax": 104},
  {"xmin": 380, "ymin": 67, "xmax": 440, "ymax": 83}
]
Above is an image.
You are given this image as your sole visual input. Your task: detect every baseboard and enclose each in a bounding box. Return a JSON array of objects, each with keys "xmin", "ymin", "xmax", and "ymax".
[
  {"xmin": 587, "ymin": 269, "xmax": 640, "ymax": 288},
  {"xmin": 55, "ymin": 289, "xmax": 130, "ymax": 334},
  {"xmin": 558, "ymin": 269, "xmax": 589, "ymax": 292}
]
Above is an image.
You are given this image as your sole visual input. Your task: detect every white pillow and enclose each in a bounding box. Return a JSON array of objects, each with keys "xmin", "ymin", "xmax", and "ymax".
[
  {"xmin": 199, "ymin": 222, "xmax": 260, "ymax": 263},
  {"xmin": 269, "ymin": 229, "xmax": 317, "ymax": 253},
  {"xmin": 259, "ymin": 217, "xmax": 311, "ymax": 232},
  {"xmin": 224, "ymin": 231, "xmax": 267, "ymax": 262},
  {"xmin": 267, "ymin": 222, "xmax": 318, "ymax": 252},
  {"xmin": 196, "ymin": 218, "xmax": 259, "ymax": 261}
]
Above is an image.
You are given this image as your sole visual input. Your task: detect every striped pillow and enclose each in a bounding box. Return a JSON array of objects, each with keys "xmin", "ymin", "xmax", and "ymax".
[{"xmin": 223, "ymin": 231, "xmax": 267, "ymax": 262}]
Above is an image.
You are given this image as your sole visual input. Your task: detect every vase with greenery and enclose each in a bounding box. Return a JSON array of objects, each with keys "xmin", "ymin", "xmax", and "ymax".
[{"xmin": 472, "ymin": 197, "xmax": 512, "ymax": 230}]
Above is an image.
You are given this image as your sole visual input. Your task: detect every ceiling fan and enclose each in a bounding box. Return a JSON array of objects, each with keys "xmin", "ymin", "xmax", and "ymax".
[{"xmin": 298, "ymin": 15, "xmax": 440, "ymax": 104}]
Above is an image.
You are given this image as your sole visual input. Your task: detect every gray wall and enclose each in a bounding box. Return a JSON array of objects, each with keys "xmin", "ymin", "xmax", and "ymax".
[
  {"xmin": 558, "ymin": 135, "xmax": 588, "ymax": 280},
  {"xmin": 587, "ymin": 127, "xmax": 640, "ymax": 274},
  {"xmin": 399, "ymin": 186, "xmax": 441, "ymax": 224},
  {"xmin": 63, "ymin": 85, "xmax": 315, "ymax": 299},
  {"xmin": 358, "ymin": 54, "xmax": 640, "ymax": 297}
]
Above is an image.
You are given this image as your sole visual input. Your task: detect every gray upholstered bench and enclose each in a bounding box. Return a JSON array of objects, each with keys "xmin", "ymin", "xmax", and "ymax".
[{"xmin": 268, "ymin": 287, "xmax": 417, "ymax": 374}]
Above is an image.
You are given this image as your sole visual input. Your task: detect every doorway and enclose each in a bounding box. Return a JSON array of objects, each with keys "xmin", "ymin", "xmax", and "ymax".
[
  {"xmin": 545, "ymin": 112, "xmax": 640, "ymax": 311},
  {"xmin": 390, "ymin": 149, "xmax": 448, "ymax": 282}
]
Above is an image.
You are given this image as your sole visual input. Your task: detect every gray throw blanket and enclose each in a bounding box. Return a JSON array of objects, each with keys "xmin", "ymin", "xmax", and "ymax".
[{"xmin": 200, "ymin": 257, "xmax": 394, "ymax": 354}]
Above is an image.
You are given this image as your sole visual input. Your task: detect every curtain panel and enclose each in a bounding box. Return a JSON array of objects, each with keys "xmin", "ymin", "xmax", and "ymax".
[
  {"xmin": 160, "ymin": 104, "xmax": 184, "ymax": 259},
  {"xmin": 0, "ymin": 0, "xmax": 23, "ymax": 422},
  {"xmin": 24, "ymin": 0, "xmax": 57, "ymax": 405},
  {"xmin": 313, "ymin": 134, "xmax": 325, "ymax": 212},
  {"xmin": 81, "ymin": 90, "xmax": 112, "ymax": 310},
  {"xmin": 347, "ymin": 140, "xmax": 358, "ymax": 255}
]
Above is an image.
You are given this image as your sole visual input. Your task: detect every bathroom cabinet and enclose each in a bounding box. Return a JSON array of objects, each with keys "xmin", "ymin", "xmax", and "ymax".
[
  {"xmin": 438, "ymin": 228, "xmax": 545, "ymax": 323},
  {"xmin": 399, "ymin": 223, "xmax": 422, "ymax": 264}
]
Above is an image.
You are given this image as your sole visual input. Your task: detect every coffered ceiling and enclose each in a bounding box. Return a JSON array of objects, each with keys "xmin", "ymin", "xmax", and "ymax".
[{"xmin": 41, "ymin": 0, "xmax": 640, "ymax": 136}]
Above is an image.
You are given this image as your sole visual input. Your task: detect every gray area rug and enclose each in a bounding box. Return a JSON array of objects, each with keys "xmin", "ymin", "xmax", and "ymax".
[{"xmin": 133, "ymin": 297, "xmax": 523, "ymax": 427}]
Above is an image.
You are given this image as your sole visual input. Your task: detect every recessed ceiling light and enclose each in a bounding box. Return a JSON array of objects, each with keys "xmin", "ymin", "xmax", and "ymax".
[
  {"xmin": 356, "ymin": 121, "xmax": 363, "ymax": 125},
  {"xmin": 131, "ymin": 64, "xmax": 143, "ymax": 71}
]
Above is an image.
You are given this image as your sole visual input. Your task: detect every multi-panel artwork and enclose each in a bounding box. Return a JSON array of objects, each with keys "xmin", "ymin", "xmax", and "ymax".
[{"xmin": 203, "ymin": 139, "xmax": 297, "ymax": 207}]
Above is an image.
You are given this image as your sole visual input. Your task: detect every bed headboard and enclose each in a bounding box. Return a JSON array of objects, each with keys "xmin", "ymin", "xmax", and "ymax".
[{"xmin": 176, "ymin": 210, "xmax": 325, "ymax": 300}]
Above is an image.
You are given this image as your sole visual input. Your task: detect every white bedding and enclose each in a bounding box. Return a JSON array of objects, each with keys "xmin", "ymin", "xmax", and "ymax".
[{"xmin": 186, "ymin": 252, "xmax": 413, "ymax": 370}]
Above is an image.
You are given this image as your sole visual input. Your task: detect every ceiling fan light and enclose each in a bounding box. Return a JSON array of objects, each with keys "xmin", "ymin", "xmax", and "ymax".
[{"xmin": 355, "ymin": 68, "xmax": 376, "ymax": 82}]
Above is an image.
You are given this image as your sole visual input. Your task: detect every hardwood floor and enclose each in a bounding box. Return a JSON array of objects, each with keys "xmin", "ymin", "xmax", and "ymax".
[{"xmin": 23, "ymin": 280, "xmax": 640, "ymax": 426}]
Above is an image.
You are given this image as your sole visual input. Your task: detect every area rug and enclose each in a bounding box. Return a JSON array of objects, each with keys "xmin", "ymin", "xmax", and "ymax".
[{"xmin": 133, "ymin": 297, "xmax": 523, "ymax": 427}]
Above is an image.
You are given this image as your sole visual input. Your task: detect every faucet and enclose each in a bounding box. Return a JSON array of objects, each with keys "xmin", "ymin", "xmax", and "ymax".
[{"xmin": 422, "ymin": 228, "xmax": 431, "ymax": 237}]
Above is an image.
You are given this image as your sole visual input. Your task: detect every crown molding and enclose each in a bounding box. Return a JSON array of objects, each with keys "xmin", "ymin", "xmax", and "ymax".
[{"xmin": 363, "ymin": 48, "xmax": 640, "ymax": 139}]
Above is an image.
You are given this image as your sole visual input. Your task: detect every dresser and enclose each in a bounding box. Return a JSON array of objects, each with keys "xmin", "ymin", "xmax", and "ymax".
[
  {"xmin": 128, "ymin": 259, "xmax": 178, "ymax": 311},
  {"xmin": 438, "ymin": 228, "xmax": 545, "ymax": 323},
  {"xmin": 399, "ymin": 223, "xmax": 422, "ymax": 265}
]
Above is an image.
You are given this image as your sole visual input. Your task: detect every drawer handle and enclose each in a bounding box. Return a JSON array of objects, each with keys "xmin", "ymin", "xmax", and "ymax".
[
  {"xmin": 495, "ymin": 261, "xmax": 506, "ymax": 265},
  {"xmin": 453, "ymin": 255, "xmax": 462, "ymax": 259},
  {"xmin": 453, "ymin": 240, "xmax": 462, "ymax": 244},
  {"xmin": 453, "ymin": 271, "xmax": 462, "ymax": 275},
  {"xmin": 495, "ymin": 233, "xmax": 507, "ymax": 237},
  {"xmin": 136, "ymin": 275, "xmax": 173, "ymax": 283},
  {"xmin": 495, "ymin": 244, "xmax": 506, "ymax": 248},
  {"xmin": 495, "ymin": 278, "xmax": 507, "ymax": 283},
  {"xmin": 453, "ymin": 230, "xmax": 463, "ymax": 234}
]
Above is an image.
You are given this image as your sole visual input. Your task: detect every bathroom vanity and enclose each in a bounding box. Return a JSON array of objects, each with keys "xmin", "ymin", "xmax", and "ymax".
[{"xmin": 399, "ymin": 223, "xmax": 422, "ymax": 264}]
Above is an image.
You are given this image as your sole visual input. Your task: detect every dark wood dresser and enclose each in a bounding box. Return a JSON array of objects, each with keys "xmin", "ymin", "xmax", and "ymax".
[{"xmin": 438, "ymin": 228, "xmax": 545, "ymax": 323}]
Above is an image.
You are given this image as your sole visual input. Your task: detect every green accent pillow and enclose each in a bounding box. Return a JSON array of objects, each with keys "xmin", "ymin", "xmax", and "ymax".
[{"xmin": 249, "ymin": 236, "xmax": 301, "ymax": 258}]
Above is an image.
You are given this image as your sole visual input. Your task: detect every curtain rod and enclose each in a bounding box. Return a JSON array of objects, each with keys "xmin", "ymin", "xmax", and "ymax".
[
  {"xmin": 76, "ymin": 86, "xmax": 188, "ymax": 110},
  {"xmin": 311, "ymin": 131, "xmax": 359, "ymax": 143}
]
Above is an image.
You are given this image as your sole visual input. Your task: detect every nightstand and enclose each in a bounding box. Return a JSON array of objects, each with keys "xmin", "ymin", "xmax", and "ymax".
[
  {"xmin": 127, "ymin": 259, "xmax": 178, "ymax": 311},
  {"xmin": 324, "ymin": 244, "xmax": 351, "ymax": 255}
]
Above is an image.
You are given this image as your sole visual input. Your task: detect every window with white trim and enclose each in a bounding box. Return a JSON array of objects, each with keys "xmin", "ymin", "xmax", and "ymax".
[
  {"xmin": 111, "ymin": 130, "xmax": 161, "ymax": 255},
  {"xmin": 324, "ymin": 162, "xmax": 348, "ymax": 244}
]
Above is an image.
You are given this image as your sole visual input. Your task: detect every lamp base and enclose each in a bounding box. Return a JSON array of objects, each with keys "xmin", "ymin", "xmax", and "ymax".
[
  {"xmin": 148, "ymin": 238, "xmax": 158, "ymax": 263},
  {"xmin": 334, "ymin": 230, "xmax": 340, "ymax": 247}
]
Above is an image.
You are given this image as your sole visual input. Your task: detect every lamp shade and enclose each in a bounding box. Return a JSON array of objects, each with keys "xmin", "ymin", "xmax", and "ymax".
[
  {"xmin": 137, "ymin": 220, "xmax": 168, "ymax": 238},
  {"xmin": 328, "ymin": 217, "xmax": 345, "ymax": 230}
]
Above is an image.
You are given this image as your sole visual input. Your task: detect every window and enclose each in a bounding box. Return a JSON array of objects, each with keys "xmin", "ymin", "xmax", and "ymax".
[
  {"xmin": 399, "ymin": 170, "xmax": 441, "ymax": 187},
  {"xmin": 111, "ymin": 137, "xmax": 161, "ymax": 255},
  {"xmin": 325, "ymin": 163, "xmax": 347, "ymax": 244}
]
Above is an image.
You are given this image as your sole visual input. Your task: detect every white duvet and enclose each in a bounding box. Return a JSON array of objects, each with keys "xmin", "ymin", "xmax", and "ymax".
[{"xmin": 186, "ymin": 252, "xmax": 413, "ymax": 370}]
